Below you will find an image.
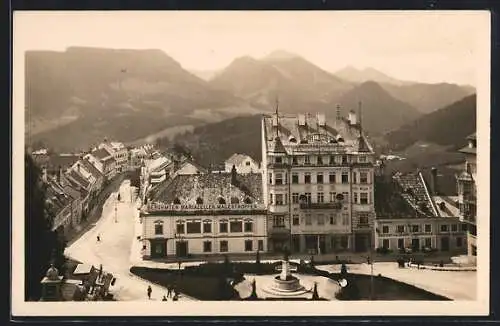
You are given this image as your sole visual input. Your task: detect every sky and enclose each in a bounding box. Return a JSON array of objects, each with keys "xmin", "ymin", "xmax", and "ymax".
[{"xmin": 14, "ymin": 11, "xmax": 489, "ymax": 85}]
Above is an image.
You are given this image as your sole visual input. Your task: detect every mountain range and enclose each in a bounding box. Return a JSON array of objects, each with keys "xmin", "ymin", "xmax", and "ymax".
[{"xmin": 25, "ymin": 47, "xmax": 475, "ymax": 152}]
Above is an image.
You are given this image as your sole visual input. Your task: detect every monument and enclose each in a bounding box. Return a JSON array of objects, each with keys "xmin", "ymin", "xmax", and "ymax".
[{"xmin": 262, "ymin": 250, "xmax": 308, "ymax": 296}]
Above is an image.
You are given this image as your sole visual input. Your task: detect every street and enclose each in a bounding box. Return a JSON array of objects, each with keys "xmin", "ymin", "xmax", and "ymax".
[{"xmin": 65, "ymin": 179, "xmax": 194, "ymax": 301}]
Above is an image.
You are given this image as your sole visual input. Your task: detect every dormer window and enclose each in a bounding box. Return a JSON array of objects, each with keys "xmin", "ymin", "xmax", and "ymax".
[
  {"xmin": 218, "ymin": 197, "xmax": 226, "ymax": 205},
  {"xmin": 244, "ymin": 197, "xmax": 252, "ymax": 204},
  {"xmin": 173, "ymin": 198, "xmax": 181, "ymax": 205},
  {"xmin": 230, "ymin": 197, "xmax": 240, "ymax": 204},
  {"xmin": 275, "ymin": 157, "xmax": 282, "ymax": 164},
  {"xmin": 196, "ymin": 197, "xmax": 203, "ymax": 204}
]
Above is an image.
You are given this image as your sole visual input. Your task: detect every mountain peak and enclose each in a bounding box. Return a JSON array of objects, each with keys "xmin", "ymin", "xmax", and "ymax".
[{"xmin": 262, "ymin": 50, "xmax": 300, "ymax": 61}]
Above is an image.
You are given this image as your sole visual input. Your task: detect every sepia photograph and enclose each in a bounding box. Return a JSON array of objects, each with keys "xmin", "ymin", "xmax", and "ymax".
[{"xmin": 12, "ymin": 10, "xmax": 490, "ymax": 316}]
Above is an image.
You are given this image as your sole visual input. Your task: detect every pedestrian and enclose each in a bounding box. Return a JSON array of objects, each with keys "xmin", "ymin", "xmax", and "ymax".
[
  {"xmin": 97, "ymin": 234, "xmax": 101, "ymax": 242},
  {"xmin": 167, "ymin": 284, "xmax": 173, "ymax": 298},
  {"xmin": 147, "ymin": 285, "xmax": 152, "ymax": 300},
  {"xmin": 173, "ymin": 293, "xmax": 179, "ymax": 301},
  {"xmin": 162, "ymin": 295, "xmax": 167, "ymax": 301}
]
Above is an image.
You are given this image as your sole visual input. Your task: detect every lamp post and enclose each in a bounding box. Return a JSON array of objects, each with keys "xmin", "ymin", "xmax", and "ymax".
[{"xmin": 114, "ymin": 193, "xmax": 118, "ymax": 223}]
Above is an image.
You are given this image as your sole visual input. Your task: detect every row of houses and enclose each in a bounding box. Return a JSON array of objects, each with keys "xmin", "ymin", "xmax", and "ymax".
[
  {"xmin": 33, "ymin": 139, "xmax": 146, "ymax": 236},
  {"xmin": 139, "ymin": 110, "xmax": 477, "ymax": 262}
]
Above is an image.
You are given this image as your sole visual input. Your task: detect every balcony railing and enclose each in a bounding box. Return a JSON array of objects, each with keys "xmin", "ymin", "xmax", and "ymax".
[{"xmin": 299, "ymin": 202, "xmax": 342, "ymax": 210}]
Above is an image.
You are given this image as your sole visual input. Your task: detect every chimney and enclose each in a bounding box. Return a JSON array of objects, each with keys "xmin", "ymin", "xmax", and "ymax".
[
  {"xmin": 348, "ymin": 110, "xmax": 357, "ymax": 125},
  {"xmin": 430, "ymin": 167, "xmax": 439, "ymax": 195},
  {"xmin": 231, "ymin": 165, "xmax": 237, "ymax": 185},
  {"xmin": 465, "ymin": 161, "xmax": 471, "ymax": 174}
]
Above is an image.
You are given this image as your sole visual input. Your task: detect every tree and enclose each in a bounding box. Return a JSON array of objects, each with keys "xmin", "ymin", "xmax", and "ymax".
[{"xmin": 25, "ymin": 154, "xmax": 66, "ymax": 301}]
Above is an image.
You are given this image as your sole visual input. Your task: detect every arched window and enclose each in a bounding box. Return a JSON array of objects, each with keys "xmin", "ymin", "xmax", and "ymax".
[
  {"xmin": 230, "ymin": 197, "xmax": 240, "ymax": 204},
  {"xmin": 218, "ymin": 197, "xmax": 226, "ymax": 204},
  {"xmin": 154, "ymin": 220, "xmax": 164, "ymax": 235},
  {"xmin": 173, "ymin": 198, "xmax": 181, "ymax": 205},
  {"xmin": 196, "ymin": 197, "xmax": 203, "ymax": 204},
  {"xmin": 244, "ymin": 197, "xmax": 252, "ymax": 204}
]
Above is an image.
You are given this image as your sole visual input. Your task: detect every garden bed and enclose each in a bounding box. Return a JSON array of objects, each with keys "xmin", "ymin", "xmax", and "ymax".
[{"xmin": 131, "ymin": 261, "xmax": 451, "ymax": 301}]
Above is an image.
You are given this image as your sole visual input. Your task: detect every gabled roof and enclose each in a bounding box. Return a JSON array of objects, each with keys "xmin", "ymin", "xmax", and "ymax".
[
  {"xmin": 151, "ymin": 172, "xmax": 263, "ymax": 205},
  {"xmin": 270, "ymin": 136, "xmax": 287, "ymax": 154},
  {"xmin": 176, "ymin": 159, "xmax": 208, "ymax": 174},
  {"xmin": 226, "ymin": 153, "xmax": 257, "ymax": 166},
  {"xmin": 66, "ymin": 169, "xmax": 91, "ymax": 189},
  {"xmin": 80, "ymin": 159, "xmax": 104, "ymax": 180}
]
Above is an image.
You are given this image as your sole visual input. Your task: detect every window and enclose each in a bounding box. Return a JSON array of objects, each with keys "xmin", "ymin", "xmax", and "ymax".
[
  {"xmin": 330, "ymin": 214, "xmax": 336, "ymax": 225},
  {"xmin": 273, "ymin": 215, "xmax": 285, "ymax": 227},
  {"xmin": 329, "ymin": 172, "xmax": 335, "ymax": 183},
  {"xmin": 268, "ymin": 173, "xmax": 273, "ymax": 184},
  {"xmin": 304, "ymin": 173, "xmax": 311, "ymax": 184},
  {"xmin": 360, "ymin": 172, "xmax": 368, "ymax": 184},
  {"xmin": 353, "ymin": 192, "xmax": 358, "ymax": 204},
  {"xmin": 154, "ymin": 221, "xmax": 164, "ymax": 235},
  {"xmin": 196, "ymin": 197, "xmax": 203, "ymax": 204},
  {"xmin": 244, "ymin": 220, "xmax": 253, "ymax": 232},
  {"xmin": 218, "ymin": 197, "xmax": 226, "ymax": 204},
  {"xmin": 441, "ymin": 224, "xmax": 449, "ymax": 232},
  {"xmin": 220, "ymin": 241, "xmax": 228, "ymax": 252},
  {"xmin": 269, "ymin": 194, "xmax": 273, "ymax": 204},
  {"xmin": 305, "ymin": 214, "xmax": 312, "ymax": 225},
  {"xmin": 398, "ymin": 238, "xmax": 404, "ymax": 249},
  {"xmin": 245, "ymin": 197, "xmax": 252, "ymax": 204},
  {"xmin": 275, "ymin": 157, "xmax": 282, "ymax": 164},
  {"xmin": 176, "ymin": 221, "xmax": 185, "ymax": 234},
  {"xmin": 397, "ymin": 225, "xmax": 405, "ymax": 233},
  {"xmin": 456, "ymin": 237, "xmax": 463, "ymax": 247},
  {"xmin": 342, "ymin": 155, "xmax": 348, "ymax": 164},
  {"xmin": 230, "ymin": 220, "xmax": 243, "ymax": 233},
  {"xmin": 451, "ymin": 224, "xmax": 458, "ymax": 232},
  {"xmin": 359, "ymin": 156, "xmax": 367, "ymax": 163},
  {"xmin": 461, "ymin": 223, "xmax": 468, "ymax": 232},
  {"xmin": 341, "ymin": 172, "xmax": 349, "ymax": 184},
  {"xmin": 292, "ymin": 156, "xmax": 298, "ymax": 165},
  {"xmin": 219, "ymin": 220, "xmax": 228, "ymax": 233},
  {"xmin": 245, "ymin": 240, "xmax": 253, "ymax": 251},
  {"xmin": 292, "ymin": 173, "xmax": 299, "ymax": 184},
  {"xmin": 360, "ymin": 192, "xmax": 368, "ymax": 204},
  {"xmin": 258, "ymin": 240, "xmax": 264, "ymax": 251},
  {"xmin": 329, "ymin": 192, "xmax": 337, "ymax": 202},
  {"xmin": 352, "ymin": 172, "xmax": 357, "ymax": 184},
  {"xmin": 425, "ymin": 224, "xmax": 432, "ymax": 233},
  {"xmin": 230, "ymin": 197, "xmax": 240, "ymax": 204},
  {"xmin": 305, "ymin": 193, "xmax": 312, "ymax": 204},
  {"xmin": 275, "ymin": 194, "xmax": 284, "ymax": 205},
  {"xmin": 292, "ymin": 214, "xmax": 300, "ymax": 226},
  {"xmin": 329, "ymin": 155, "xmax": 335, "ymax": 165},
  {"xmin": 317, "ymin": 214, "xmax": 325, "ymax": 225},
  {"xmin": 359, "ymin": 213, "xmax": 368, "ymax": 225},
  {"xmin": 411, "ymin": 225, "xmax": 419, "ymax": 233},
  {"xmin": 317, "ymin": 192, "xmax": 324, "ymax": 203},
  {"xmin": 246, "ymin": 161, "xmax": 251, "ymax": 166},
  {"xmin": 342, "ymin": 192, "xmax": 349, "ymax": 203},
  {"xmin": 305, "ymin": 156, "xmax": 310, "ymax": 165},
  {"xmin": 292, "ymin": 193, "xmax": 299, "ymax": 204},
  {"xmin": 187, "ymin": 221, "xmax": 201, "ymax": 234},
  {"xmin": 382, "ymin": 239, "xmax": 389, "ymax": 249},
  {"xmin": 276, "ymin": 173, "xmax": 283, "ymax": 185},
  {"xmin": 316, "ymin": 173, "xmax": 324, "ymax": 184},
  {"xmin": 203, "ymin": 241, "xmax": 212, "ymax": 252},
  {"xmin": 173, "ymin": 198, "xmax": 181, "ymax": 205},
  {"xmin": 342, "ymin": 213, "xmax": 349, "ymax": 225},
  {"xmin": 424, "ymin": 238, "xmax": 432, "ymax": 247},
  {"xmin": 203, "ymin": 220, "xmax": 212, "ymax": 233},
  {"xmin": 382, "ymin": 225, "xmax": 389, "ymax": 234}
]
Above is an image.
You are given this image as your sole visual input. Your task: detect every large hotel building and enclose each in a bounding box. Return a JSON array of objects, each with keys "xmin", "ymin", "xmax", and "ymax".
[{"xmin": 261, "ymin": 107, "xmax": 376, "ymax": 254}]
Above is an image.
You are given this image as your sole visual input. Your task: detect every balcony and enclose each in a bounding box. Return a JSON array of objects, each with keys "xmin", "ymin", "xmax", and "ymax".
[{"xmin": 300, "ymin": 202, "xmax": 342, "ymax": 210}]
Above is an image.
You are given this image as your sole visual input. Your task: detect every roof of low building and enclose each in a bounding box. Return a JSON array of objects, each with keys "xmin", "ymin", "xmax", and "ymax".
[
  {"xmin": 150, "ymin": 172, "xmax": 263, "ymax": 206},
  {"xmin": 67, "ymin": 169, "xmax": 91, "ymax": 189},
  {"xmin": 92, "ymin": 148, "xmax": 114, "ymax": 160},
  {"xmin": 80, "ymin": 159, "xmax": 104, "ymax": 180}
]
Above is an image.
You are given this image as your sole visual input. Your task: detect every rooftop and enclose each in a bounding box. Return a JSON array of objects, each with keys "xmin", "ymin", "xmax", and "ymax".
[
  {"xmin": 432, "ymin": 196, "xmax": 460, "ymax": 218},
  {"xmin": 262, "ymin": 113, "xmax": 373, "ymax": 155},
  {"xmin": 149, "ymin": 172, "xmax": 263, "ymax": 208},
  {"xmin": 226, "ymin": 153, "xmax": 257, "ymax": 166},
  {"xmin": 375, "ymin": 172, "xmax": 438, "ymax": 219},
  {"xmin": 92, "ymin": 148, "xmax": 114, "ymax": 160},
  {"xmin": 80, "ymin": 159, "xmax": 104, "ymax": 180}
]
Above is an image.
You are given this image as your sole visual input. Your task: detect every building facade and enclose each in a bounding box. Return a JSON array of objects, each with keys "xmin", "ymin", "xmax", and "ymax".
[
  {"xmin": 141, "ymin": 170, "xmax": 267, "ymax": 258},
  {"xmin": 457, "ymin": 133, "xmax": 477, "ymax": 259},
  {"xmin": 374, "ymin": 171, "xmax": 467, "ymax": 254},
  {"xmin": 261, "ymin": 109, "xmax": 376, "ymax": 254}
]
